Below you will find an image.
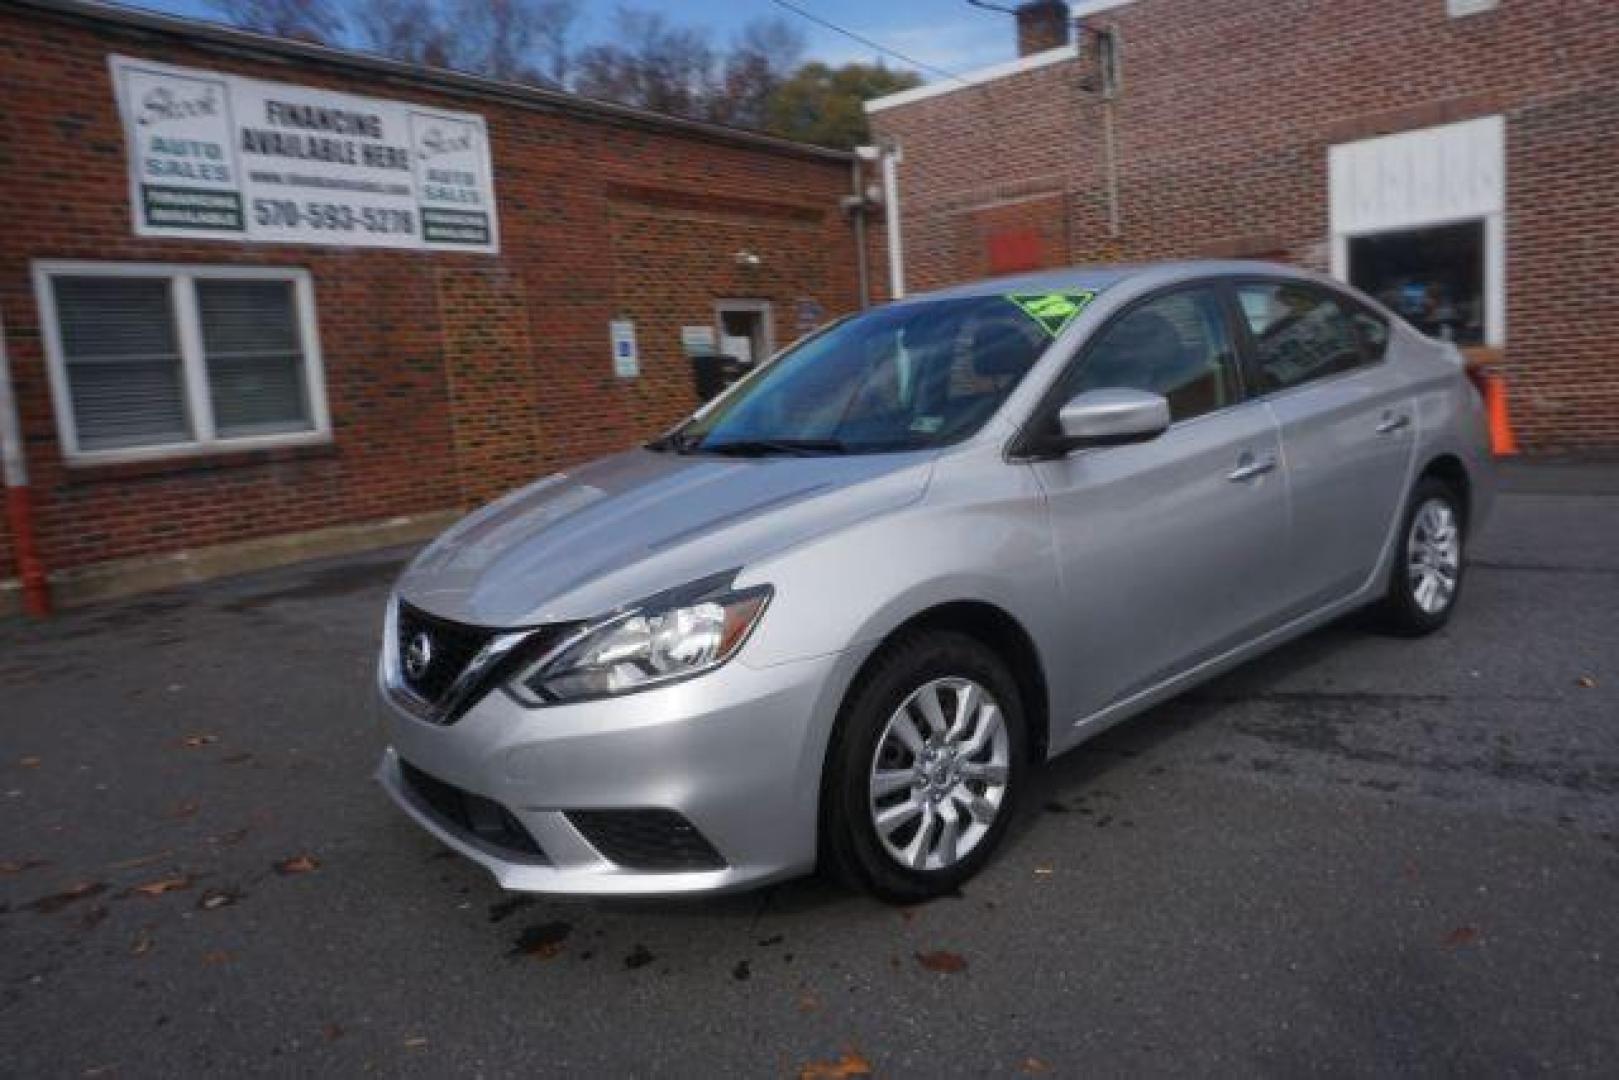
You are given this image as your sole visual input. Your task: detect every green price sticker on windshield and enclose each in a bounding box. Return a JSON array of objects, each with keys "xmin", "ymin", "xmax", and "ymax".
[{"xmin": 1005, "ymin": 291, "xmax": 1096, "ymax": 338}]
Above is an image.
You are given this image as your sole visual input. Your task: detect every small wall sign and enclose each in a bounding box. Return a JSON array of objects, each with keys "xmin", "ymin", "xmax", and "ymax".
[
  {"xmin": 610, "ymin": 319, "xmax": 639, "ymax": 378},
  {"xmin": 680, "ymin": 324, "xmax": 717, "ymax": 355}
]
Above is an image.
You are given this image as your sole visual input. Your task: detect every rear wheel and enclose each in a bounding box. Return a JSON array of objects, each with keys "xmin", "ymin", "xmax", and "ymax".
[
  {"xmin": 1375, "ymin": 476, "xmax": 1465, "ymax": 636},
  {"xmin": 821, "ymin": 631, "xmax": 1026, "ymax": 904}
]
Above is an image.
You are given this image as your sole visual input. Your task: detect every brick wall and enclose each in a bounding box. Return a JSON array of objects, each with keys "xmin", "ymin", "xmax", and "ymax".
[
  {"xmin": 0, "ymin": 2, "xmax": 872, "ymax": 580},
  {"xmin": 871, "ymin": 0, "xmax": 1619, "ymax": 452}
]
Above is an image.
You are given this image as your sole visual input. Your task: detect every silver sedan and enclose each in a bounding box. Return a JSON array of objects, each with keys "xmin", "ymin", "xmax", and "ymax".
[{"xmin": 375, "ymin": 261, "xmax": 1493, "ymax": 903}]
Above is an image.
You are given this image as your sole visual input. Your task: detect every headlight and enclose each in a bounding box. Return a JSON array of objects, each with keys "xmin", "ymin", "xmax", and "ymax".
[{"xmin": 507, "ymin": 575, "xmax": 771, "ymax": 704}]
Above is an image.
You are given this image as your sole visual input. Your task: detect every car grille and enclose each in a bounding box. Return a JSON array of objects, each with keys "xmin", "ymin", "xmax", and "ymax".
[
  {"xmin": 399, "ymin": 760, "xmax": 549, "ymax": 862},
  {"xmin": 396, "ymin": 601, "xmax": 495, "ymax": 707},
  {"xmin": 567, "ymin": 809, "xmax": 726, "ymax": 872}
]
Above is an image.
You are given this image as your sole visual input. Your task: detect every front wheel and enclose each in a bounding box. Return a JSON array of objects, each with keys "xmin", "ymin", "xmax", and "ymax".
[
  {"xmin": 1374, "ymin": 477, "xmax": 1466, "ymax": 636},
  {"xmin": 821, "ymin": 631, "xmax": 1026, "ymax": 904}
]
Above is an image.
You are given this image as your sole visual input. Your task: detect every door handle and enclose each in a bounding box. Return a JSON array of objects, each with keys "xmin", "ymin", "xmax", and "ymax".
[
  {"xmin": 1376, "ymin": 412, "xmax": 1411, "ymax": 434},
  {"xmin": 1226, "ymin": 452, "xmax": 1278, "ymax": 482}
]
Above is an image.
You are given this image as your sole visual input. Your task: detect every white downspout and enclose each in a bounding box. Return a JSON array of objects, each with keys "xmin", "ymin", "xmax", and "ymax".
[{"xmin": 880, "ymin": 142, "xmax": 906, "ymax": 300}]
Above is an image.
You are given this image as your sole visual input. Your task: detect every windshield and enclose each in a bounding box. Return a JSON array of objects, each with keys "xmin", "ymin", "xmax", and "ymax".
[{"xmin": 660, "ymin": 294, "xmax": 1076, "ymax": 456}]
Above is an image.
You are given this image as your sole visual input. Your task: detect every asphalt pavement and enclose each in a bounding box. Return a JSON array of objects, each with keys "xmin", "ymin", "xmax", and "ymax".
[{"xmin": 2, "ymin": 464, "xmax": 1617, "ymax": 1077}]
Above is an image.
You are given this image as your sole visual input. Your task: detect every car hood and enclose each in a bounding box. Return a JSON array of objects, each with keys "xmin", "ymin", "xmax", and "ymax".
[{"xmin": 396, "ymin": 447, "xmax": 935, "ymax": 627}]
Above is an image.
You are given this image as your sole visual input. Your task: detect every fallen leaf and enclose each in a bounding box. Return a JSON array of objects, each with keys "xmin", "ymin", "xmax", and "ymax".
[
  {"xmin": 0, "ymin": 858, "xmax": 51, "ymax": 875},
  {"xmin": 508, "ymin": 921, "xmax": 572, "ymax": 960},
  {"xmin": 18, "ymin": 756, "xmax": 41, "ymax": 768},
  {"xmin": 179, "ymin": 734, "xmax": 218, "ymax": 749},
  {"xmin": 1442, "ymin": 925, "xmax": 1481, "ymax": 948},
  {"xmin": 26, "ymin": 882, "xmax": 108, "ymax": 914},
  {"xmin": 404, "ymin": 1036, "xmax": 429, "ymax": 1049},
  {"xmin": 131, "ymin": 931, "xmax": 155, "ymax": 956},
  {"xmin": 202, "ymin": 949, "xmax": 231, "ymax": 965},
  {"xmin": 274, "ymin": 854, "xmax": 319, "ymax": 876},
  {"xmin": 797, "ymin": 992, "xmax": 822, "ymax": 1013},
  {"xmin": 798, "ymin": 1049, "xmax": 873, "ymax": 1080},
  {"xmin": 1576, "ymin": 675, "xmax": 1597, "ymax": 689},
  {"xmin": 915, "ymin": 950, "xmax": 968, "ymax": 974},
  {"xmin": 132, "ymin": 875, "xmax": 193, "ymax": 897},
  {"xmin": 322, "ymin": 1022, "xmax": 344, "ymax": 1042},
  {"xmin": 110, "ymin": 851, "xmax": 175, "ymax": 871},
  {"xmin": 1020, "ymin": 1057, "xmax": 1052, "ymax": 1074},
  {"xmin": 197, "ymin": 887, "xmax": 241, "ymax": 911}
]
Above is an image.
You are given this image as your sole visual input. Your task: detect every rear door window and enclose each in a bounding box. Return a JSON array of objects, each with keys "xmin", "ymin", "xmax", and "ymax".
[{"xmin": 1235, "ymin": 282, "xmax": 1366, "ymax": 393}]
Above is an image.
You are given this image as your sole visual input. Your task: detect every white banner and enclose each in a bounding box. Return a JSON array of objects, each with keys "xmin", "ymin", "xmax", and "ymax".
[{"xmin": 109, "ymin": 55, "xmax": 500, "ymax": 253}]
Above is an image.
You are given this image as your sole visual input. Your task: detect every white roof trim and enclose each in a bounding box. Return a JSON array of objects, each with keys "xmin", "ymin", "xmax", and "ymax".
[{"xmin": 864, "ymin": 42, "xmax": 1079, "ymax": 114}]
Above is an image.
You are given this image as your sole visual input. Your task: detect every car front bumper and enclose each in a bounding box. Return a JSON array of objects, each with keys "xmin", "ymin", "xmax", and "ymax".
[{"xmin": 374, "ymin": 646, "xmax": 855, "ymax": 896}]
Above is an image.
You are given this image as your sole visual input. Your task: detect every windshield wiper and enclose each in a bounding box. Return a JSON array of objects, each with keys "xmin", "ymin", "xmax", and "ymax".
[
  {"xmin": 698, "ymin": 438, "xmax": 849, "ymax": 457},
  {"xmin": 646, "ymin": 430, "xmax": 702, "ymax": 454}
]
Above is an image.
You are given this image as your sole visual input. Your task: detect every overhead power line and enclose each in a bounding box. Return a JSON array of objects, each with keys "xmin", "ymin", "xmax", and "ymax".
[{"xmin": 767, "ymin": 0, "xmax": 970, "ymax": 85}]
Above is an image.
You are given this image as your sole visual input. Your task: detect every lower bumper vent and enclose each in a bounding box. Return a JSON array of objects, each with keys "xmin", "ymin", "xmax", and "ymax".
[
  {"xmin": 568, "ymin": 809, "xmax": 725, "ymax": 872},
  {"xmin": 399, "ymin": 760, "xmax": 548, "ymax": 863}
]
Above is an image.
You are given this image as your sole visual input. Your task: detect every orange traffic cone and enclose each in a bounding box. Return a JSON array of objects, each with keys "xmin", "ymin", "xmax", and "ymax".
[{"xmin": 1481, "ymin": 372, "xmax": 1519, "ymax": 456}]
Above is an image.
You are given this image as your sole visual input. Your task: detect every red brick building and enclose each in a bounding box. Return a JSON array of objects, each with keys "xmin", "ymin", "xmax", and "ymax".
[
  {"xmin": 0, "ymin": 0, "xmax": 881, "ymax": 613},
  {"xmin": 868, "ymin": 0, "xmax": 1619, "ymax": 452}
]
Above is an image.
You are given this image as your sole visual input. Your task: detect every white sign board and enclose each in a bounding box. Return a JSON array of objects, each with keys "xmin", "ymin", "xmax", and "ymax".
[
  {"xmin": 1328, "ymin": 115, "xmax": 1503, "ymax": 237},
  {"xmin": 610, "ymin": 320, "xmax": 639, "ymax": 378},
  {"xmin": 109, "ymin": 55, "xmax": 499, "ymax": 252},
  {"xmin": 680, "ymin": 325, "xmax": 717, "ymax": 354}
]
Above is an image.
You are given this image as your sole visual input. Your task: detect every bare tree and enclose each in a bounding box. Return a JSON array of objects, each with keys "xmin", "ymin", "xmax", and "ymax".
[
  {"xmin": 712, "ymin": 17, "xmax": 805, "ymax": 128},
  {"xmin": 445, "ymin": 0, "xmax": 580, "ymax": 86},
  {"xmin": 351, "ymin": 0, "xmax": 451, "ymax": 66},
  {"xmin": 210, "ymin": 0, "xmax": 343, "ymax": 42},
  {"xmin": 573, "ymin": 7, "xmax": 717, "ymax": 118}
]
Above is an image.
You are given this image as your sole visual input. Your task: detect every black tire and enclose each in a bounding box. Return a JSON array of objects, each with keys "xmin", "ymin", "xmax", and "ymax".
[
  {"xmin": 1373, "ymin": 475, "xmax": 1466, "ymax": 637},
  {"xmin": 820, "ymin": 630, "xmax": 1027, "ymax": 904}
]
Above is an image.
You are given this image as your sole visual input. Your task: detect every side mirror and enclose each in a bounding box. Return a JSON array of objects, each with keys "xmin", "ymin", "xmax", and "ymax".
[{"xmin": 1054, "ymin": 388, "xmax": 1171, "ymax": 450}]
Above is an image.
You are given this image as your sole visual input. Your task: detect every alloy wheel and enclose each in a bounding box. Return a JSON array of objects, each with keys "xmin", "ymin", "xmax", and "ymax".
[
  {"xmin": 868, "ymin": 677, "xmax": 1011, "ymax": 872},
  {"xmin": 1407, "ymin": 497, "xmax": 1461, "ymax": 616}
]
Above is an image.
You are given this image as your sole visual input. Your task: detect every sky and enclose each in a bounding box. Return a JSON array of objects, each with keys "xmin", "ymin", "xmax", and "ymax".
[{"xmin": 116, "ymin": 0, "xmax": 1023, "ymax": 84}]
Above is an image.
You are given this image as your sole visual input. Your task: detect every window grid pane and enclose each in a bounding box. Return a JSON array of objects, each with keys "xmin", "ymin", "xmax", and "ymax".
[
  {"xmin": 196, "ymin": 280, "xmax": 312, "ymax": 440},
  {"xmin": 54, "ymin": 276, "xmax": 192, "ymax": 451}
]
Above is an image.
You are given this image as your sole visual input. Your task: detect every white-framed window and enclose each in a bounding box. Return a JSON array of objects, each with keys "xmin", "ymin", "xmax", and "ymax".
[
  {"xmin": 33, "ymin": 262, "xmax": 330, "ymax": 464},
  {"xmin": 714, "ymin": 299, "xmax": 774, "ymax": 367},
  {"xmin": 1328, "ymin": 115, "xmax": 1505, "ymax": 348}
]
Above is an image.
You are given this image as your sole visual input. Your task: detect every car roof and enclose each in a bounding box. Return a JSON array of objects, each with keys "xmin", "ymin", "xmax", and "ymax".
[{"xmin": 905, "ymin": 260, "xmax": 1319, "ymax": 303}]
